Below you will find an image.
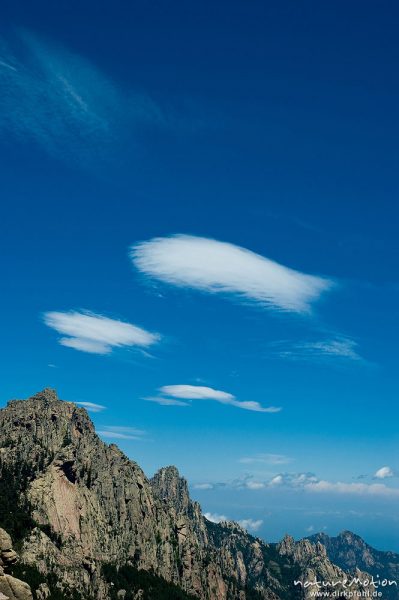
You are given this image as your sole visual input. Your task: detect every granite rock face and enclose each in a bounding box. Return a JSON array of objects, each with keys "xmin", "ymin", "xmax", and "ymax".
[
  {"xmin": 0, "ymin": 529, "xmax": 33, "ymax": 600},
  {"xmin": 0, "ymin": 389, "xmax": 377, "ymax": 599}
]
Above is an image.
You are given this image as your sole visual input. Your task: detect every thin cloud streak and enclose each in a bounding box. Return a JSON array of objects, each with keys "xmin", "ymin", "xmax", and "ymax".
[
  {"xmin": 76, "ymin": 401, "xmax": 106, "ymax": 413},
  {"xmin": 97, "ymin": 425, "xmax": 146, "ymax": 441},
  {"xmin": 273, "ymin": 337, "xmax": 363, "ymax": 362},
  {"xmin": 239, "ymin": 453, "xmax": 292, "ymax": 465},
  {"xmin": 144, "ymin": 396, "xmax": 190, "ymax": 407},
  {"xmin": 131, "ymin": 234, "xmax": 333, "ymax": 313}
]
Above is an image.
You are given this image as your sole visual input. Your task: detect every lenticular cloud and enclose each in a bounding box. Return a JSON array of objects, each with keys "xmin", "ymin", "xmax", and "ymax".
[
  {"xmin": 130, "ymin": 235, "xmax": 332, "ymax": 313},
  {"xmin": 43, "ymin": 310, "xmax": 159, "ymax": 354},
  {"xmin": 157, "ymin": 384, "xmax": 281, "ymax": 413}
]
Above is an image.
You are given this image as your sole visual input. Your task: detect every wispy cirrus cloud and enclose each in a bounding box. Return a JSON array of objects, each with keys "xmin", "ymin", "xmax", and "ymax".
[
  {"xmin": 76, "ymin": 401, "xmax": 106, "ymax": 413},
  {"xmin": 148, "ymin": 384, "xmax": 281, "ymax": 413},
  {"xmin": 130, "ymin": 235, "xmax": 332, "ymax": 314},
  {"xmin": 97, "ymin": 426, "xmax": 146, "ymax": 441},
  {"xmin": 43, "ymin": 310, "xmax": 160, "ymax": 355},
  {"xmin": 271, "ymin": 336, "xmax": 363, "ymax": 363},
  {"xmin": 0, "ymin": 30, "xmax": 163, "ymax": 169}
]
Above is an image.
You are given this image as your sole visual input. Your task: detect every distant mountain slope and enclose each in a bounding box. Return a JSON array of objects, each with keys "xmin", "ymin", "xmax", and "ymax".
[
  {"xmin": 308, "ymin": 531, "xmax": 399, "ymax": 597},
  {"xmin": 0, "ymin": 389, "xmax": 376, "ymax": 599}
]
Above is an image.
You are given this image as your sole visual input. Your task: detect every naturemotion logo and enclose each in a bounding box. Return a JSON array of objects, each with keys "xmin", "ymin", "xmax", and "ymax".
[{"xmin": 294, "ymin": 576, "xmax": 398, "ymax": 598}]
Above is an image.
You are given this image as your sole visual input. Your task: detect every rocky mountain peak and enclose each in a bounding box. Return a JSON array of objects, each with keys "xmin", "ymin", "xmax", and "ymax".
[
  {"xmin": 31, "ymin": 387, "xmax": 59, "ymax": 403},
  {"xmin": 339, "ymin": 530, "xmax": 363, "ymax": 544},
  {"xmin": 4, "ymin": 389, "xmax": 95, "ymax": 449},
  {"xmin": 151, "ymin": 466, "xmax": 190, "ymax": 514},
  {"xmin": 277, "ymin": 534, "xmax": 295, "ymax": 555}
]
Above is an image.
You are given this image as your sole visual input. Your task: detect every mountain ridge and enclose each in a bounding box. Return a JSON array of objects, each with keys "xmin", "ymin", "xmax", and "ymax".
[{"xmin": 0, "ymin": 389, "xmax": 392, "ymax": 599}]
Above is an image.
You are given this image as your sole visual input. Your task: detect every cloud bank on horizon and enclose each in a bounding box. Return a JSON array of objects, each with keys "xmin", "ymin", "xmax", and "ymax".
[
  {"xmin": 43, "ymin": 310, "xmax": 160, "ymax": 354},
  {"xmin": 147, "ymin": 384, "xmax": 281, "ymax": 413},
  {"xmin": 193, "ymin": 471, "xmax": 399, "ymax": 498},
  {"xmin": 130, "ymin": 234, "xmax": 333, "ymax": 313}
]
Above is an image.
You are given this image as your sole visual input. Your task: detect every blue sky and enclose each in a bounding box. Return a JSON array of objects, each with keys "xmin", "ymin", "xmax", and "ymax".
[{"xmin": 1, "ymin": 1, "xmax": 399, "ymax": 551}]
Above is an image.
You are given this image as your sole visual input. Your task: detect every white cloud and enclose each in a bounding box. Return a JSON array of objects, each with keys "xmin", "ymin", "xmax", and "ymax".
[
  {"xmin": 60, "ymin": 337, "xmax": 112, "ymax": 354},
  {"xmin": 76, "ymin": 401, "xmax": 106, "ymax": 413},
  {"xmin": 269, "ymin": 472, "xmax": 319, "ymax": 487},
  {"xmin": 239, "ymin": 453, "xmax": 292, "ymax": 465},
  {"xmin": 97, "ymin": 425, "xmax": 146, "ymax": 441},
  {"xmin": 267, "ymin": 472, "xmax": 399, "ymax": 498},
  {"xmin": 238, "ymin": 518, "xmax": 263, "ymax": 532},
  {"xmin": 374, "ymin": 466, "xmax": 394, "ymax": 479},
  {"xmin": 43, "ymin": 310, "xmax": 160, "ymax": 355},
  {"xmin": 0, "ymin": 31, "xmax": 162, "ymax": 169},
  {"xmin": 204, "ymin": 512, "xmax": 228, "ymax": 523},
  {"xmin": 245, "ymin": 481, "xmax": 265, "ymax": 490},
  {"xmin": 131, "ymin": 235, "xmax": 332, "ymax": 313},
  {"xmin": 161, "ymin": 385, "xmax": 233, "ymax": 401},
  {"xmin": 228, "ymin": 475, "xmax": 266, "ymax": 490},
  {"xmin": 204, "ymin": 513, "xmax": 263, "ymax": 533},
  {"xmin": 269, "ymin": 475, "xmax": 284, "ymax": 486},
  {"xmin": 156, "ymin": 384, "xmax": 281, "ymax": 413}
]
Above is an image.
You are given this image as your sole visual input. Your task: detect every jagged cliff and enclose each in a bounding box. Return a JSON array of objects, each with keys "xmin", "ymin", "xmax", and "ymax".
[{"xmin": 0, "ymin": 390, "xmax": 376, "ymax": 599}]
